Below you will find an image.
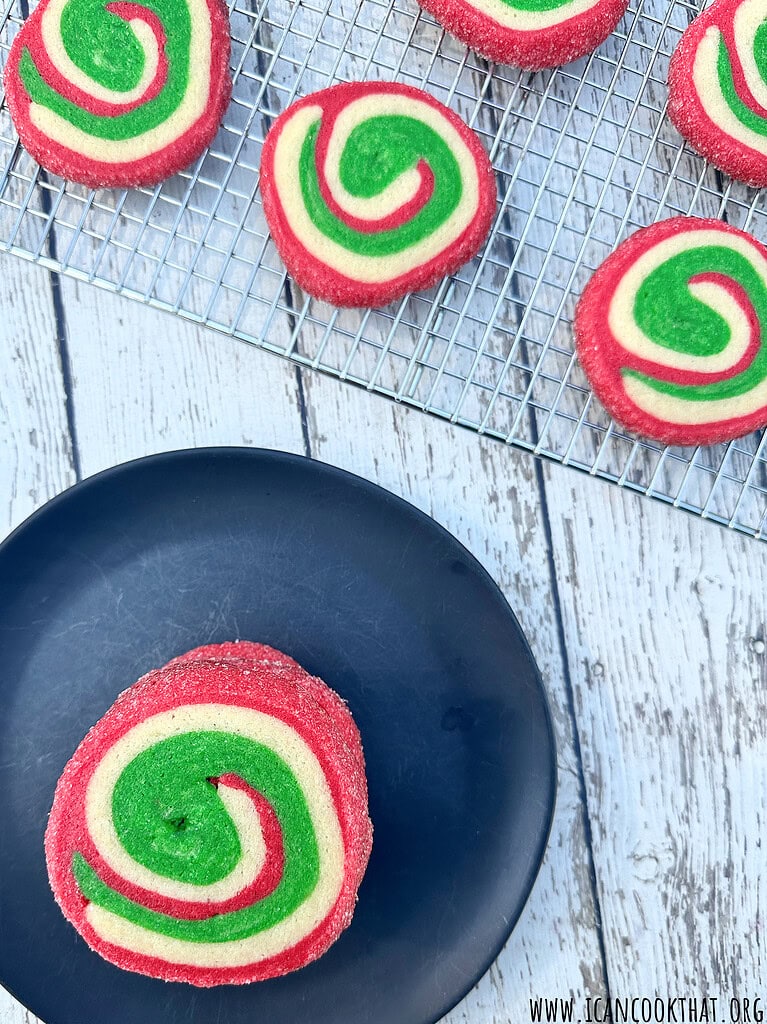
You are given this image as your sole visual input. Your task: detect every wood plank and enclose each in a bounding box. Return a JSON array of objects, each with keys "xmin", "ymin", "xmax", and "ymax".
[
  {"xmin": 0, "ymin": 256, "xmax": 75, "ymax": 1023},
  {"xmin": 56, "ymin": 278, "xmax": 308, "ymax": 476},
  {"xmin": 0, "ymin": 257, "xmax": 76, "ymax": 538},
  {"xmin": 536, "ymin": 0, "xmax": 766, "ymax": 994},
  {"xmin": 301, "ymin": 368, "xmax": 607, "ymax": 1020},
  {"xmin": 542, "ymin": 462, "xmax": 767, "ymax": 994}
]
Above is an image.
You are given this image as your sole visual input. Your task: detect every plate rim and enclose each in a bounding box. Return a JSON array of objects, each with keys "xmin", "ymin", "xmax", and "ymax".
[{"xmin": 0, "ymin": 445, "xmax": 558, "ymax": 1024}]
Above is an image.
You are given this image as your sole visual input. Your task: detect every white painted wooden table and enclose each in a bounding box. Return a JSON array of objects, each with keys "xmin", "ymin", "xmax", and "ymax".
[{"xmin": 1, "ymin": 250, "xmax": 765, "ymax": 1024}]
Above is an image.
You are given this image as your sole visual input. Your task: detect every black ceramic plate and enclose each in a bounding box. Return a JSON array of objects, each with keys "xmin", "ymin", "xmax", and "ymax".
[{"xmin": 0, "ymin": 448, "xmax": 555, "ymax": 1024}]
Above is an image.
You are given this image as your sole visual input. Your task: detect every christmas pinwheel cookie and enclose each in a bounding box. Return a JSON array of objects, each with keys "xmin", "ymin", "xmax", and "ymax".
[
  {"xmin": 260, "ymin": 81, "xmax": 496, "ymax": 308},
  {"xmin": 3, "ymin": 0, "xmax": 232, "ymax": 188},
  {"xmin": 414, "ymin": 0, "xmax": 629, "ymax": 70},
  {"xmin": 575, "ymin": 217, "xmax": 767, "ymax": 447},
  {"xmin": 44, "ymin": 645, "xmax": 373, "ymax": 986},
  {"xmin": 668, "ymin": 0, "xmax": 767, "ymax": 188}
]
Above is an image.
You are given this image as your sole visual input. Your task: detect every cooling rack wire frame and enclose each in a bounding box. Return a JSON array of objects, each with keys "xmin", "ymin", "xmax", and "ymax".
[{"xmin": 1, "ymin": 0, "xmax": 766, "ymax": 538}]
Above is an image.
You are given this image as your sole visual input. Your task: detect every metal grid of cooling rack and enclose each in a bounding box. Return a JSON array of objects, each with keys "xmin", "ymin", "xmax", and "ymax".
[{"xmin": 1, "ymin": 0, "xmax": 767, "ymax": 538}]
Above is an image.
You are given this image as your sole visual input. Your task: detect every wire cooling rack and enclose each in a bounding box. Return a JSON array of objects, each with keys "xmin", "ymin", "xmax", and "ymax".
[{"xmin": 1, "ymin": 0, "xmax": 767, "ymax": 539}]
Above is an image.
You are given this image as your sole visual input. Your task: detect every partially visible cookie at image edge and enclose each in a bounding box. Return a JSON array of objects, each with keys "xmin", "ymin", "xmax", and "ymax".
[
  {"xmin": 4, "ymin": 0, "xmax": 232, "ymax": 188},
  {"xmin": 575, "ymin": 217, "xmax": 767, "ymax": 447},
  {"xmin": 668, "ymin": 0, "xmax": 767, "ymax": 189}
]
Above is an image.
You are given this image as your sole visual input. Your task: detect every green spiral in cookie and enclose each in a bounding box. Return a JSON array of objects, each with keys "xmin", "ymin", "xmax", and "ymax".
[
  {"xmin": 626, "ymin": 244, "xmax": 767, "ymax": 403},
  {"xmin": 299, "ymin": 114, "xmax": 463, "ymax": 256},
  {"xmin": 75, "ymin": 731, "xmax": 319, "ymax": 943},
  {"xmin": 17, "ymin": 0, "xmax": 192, "ymax": 141}
]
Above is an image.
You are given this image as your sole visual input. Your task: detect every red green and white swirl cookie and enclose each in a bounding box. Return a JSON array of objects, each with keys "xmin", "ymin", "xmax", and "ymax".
[
  {"xmin": 575, "ymin": 217, "xmax": 767, "ymax": 446},
  {"xmin": 259, "ymin": 81, "xmax": 496, "ymax": 308},
  {"xmin": 668, "ymin": 0, "xmax": 767, "ymax": 188},
  {"xmin": 45, "ymin": 647, "xmax": 372, "ymax": 986},
  {"xmin": 414, "ymin": 0, "xmax": 628, "ymax": 70},
  {"xmin": 3, "ymin": 0, "xmax": 231, "ymax": 188}
]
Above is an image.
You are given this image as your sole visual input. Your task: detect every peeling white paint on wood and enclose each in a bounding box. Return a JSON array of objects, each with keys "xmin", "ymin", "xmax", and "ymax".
[
  {"xmin": 543, "ymin": 466, "xmax": 767, "ymax": 995},
  {"xmin": 56, "ymin": 277, "xmax": 308, "ymax": 475},
  {"xmin": 0, "ymin": 259, "xmax": 75, "ymax": 534}
]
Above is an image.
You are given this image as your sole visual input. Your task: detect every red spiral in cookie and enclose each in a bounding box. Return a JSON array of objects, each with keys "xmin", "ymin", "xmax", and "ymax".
[
  {"xmin": 45, "ymin": 644, "xmax": 372, "ymax": 986},
  {"xmin": 260, "ymin": 81, "xmax": 496, "ymax": 308}
]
